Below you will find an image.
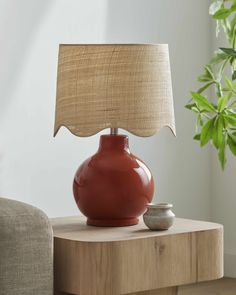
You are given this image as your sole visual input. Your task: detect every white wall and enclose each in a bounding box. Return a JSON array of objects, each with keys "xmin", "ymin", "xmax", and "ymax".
[
  {"xmin": 210, "ymin": 23, "xmax": 236, "ymax": 277},
  {"xmin": 212, "ymin": 152, "xmax": 236, "ymax": 277},
  {"xmin": 0, "ymin": 0, "xmax": 212, "ymax": 220},
  {"xmin": 0, "ymin": 0, "xmax": 108, "ymax": 216}
]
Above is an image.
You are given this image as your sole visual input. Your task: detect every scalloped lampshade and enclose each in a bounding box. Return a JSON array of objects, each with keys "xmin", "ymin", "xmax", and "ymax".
[{"xmin": 54, "ymin": 44, "xmax": 176, "ymax": 137}]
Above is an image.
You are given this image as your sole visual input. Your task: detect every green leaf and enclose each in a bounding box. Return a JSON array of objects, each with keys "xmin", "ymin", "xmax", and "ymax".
[
  {"xmin": 213, "ymin": 8, "xmax": 232, "ymax": 19},
  {"xmin": 228, "ymin": 134, "xmax": 236, "ymax": 155},
  {"xmin": 185, "ymin": 103, "xmax": 196, "ymax": 110},
  {"xmin": 198, "ymin": 75, "xmax": 213, "ymax": 82},
  {"xmin": 221, "ymin": 18, "xmax": 231, "ymax": 36},
  {"xmin": 225, "ymin": 76, "xmax": 233, "ymax": 89},
  {"xmin": 218, "ymin": 139, "xmax": 226, "ymax": 170},
  {"xmin": 231, "ymin": 2, "xmax": 236, "ymax": 12},
  {"xmin": 191, "ymin": 92, "xmax": 216, "ymax": 112},
  {"xmin": 196, "ymin": 114, "xmax": 204, "ymax": 129},
  {"xmin": 193, "ymin": 134, "xmax": 201, "ymax": 141},
  {"xmin": 217, "ymin": 95, "xmax": 230, "ymax": 112},
  {"xmin": 230, "ymin": 56, "xmax": 235, "ymax": 65},
  {"xmin": 226, "ymin": 109, "xmax": 236, "ymax": 116},
  {"xmin": 220, "ymin": 47, "xmax": 236, "ymax": 57},
  {"xmin": 210, "ymin": 52, "xmax": 229, "ymax": 64},
  {"xmin": 209, "ymin": 1, "xmax": 223, "ymax": 15},
  {"xmin": 218, "ymin": 58, "xmax": 230, "ymax": 84},
  {"xmin": 197, "ymin": 65, "xmax": 215, "ymax": 82},
  {"xmin": 224, "ymin": 114, "xmax": 236, "ymax": 126},
  {"xmin": 232, "ymin": 70, "xmax": 236, "ymax": 80},
  {"xmin": 212, "ymin": 116, "xmax": 224, "ymax": 148},
  {"xmin": 197, "ymin": 82, "xmax": 215, "ymax": 94},
  {"xmin": 191, "ymin": 106, "xmax": 199, "ymax": 113},
  {"xmin": 204, "ymin": 65, "xmax": 214, "ymax": 80},
  {"xmin": 200, "ymin": 118, "xmax": 215, "ymax": 146},
  {"xmin": 229, "ymin": 133, "xmax": 236, "ymax": 143}
]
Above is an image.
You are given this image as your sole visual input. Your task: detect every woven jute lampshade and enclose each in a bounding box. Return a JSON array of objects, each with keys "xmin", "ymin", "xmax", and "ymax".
[{"xmin": 54, "ymin": 44, "xmax": 176, "ymax": 137}]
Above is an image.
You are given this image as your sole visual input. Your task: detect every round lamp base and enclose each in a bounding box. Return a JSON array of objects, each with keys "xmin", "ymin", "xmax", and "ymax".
[
  {"xmin": 73, "ymin": 134, "xmax": 154, "ymax": 227},
  {"xmin": 87, "ymin": 217, "xmax": 139, "ymax": 227}
]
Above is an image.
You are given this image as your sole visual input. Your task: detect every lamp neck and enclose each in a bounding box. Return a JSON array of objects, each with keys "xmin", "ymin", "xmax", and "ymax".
[
  {"xmin": 110, "ymin": 128, "xmax": 118, "ymax": 135},
  {"xmin": 98, "ymin": 135, "xmax": 130, "ymax": 153}
]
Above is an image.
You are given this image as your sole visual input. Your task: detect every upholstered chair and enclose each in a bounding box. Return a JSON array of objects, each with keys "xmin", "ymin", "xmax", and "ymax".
[{"xmin": 0, "ymin": 197, "xmax": 53, "ymax": 295}]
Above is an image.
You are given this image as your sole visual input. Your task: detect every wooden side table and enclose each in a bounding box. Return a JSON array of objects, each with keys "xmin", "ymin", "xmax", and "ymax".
[{"xmin": 52, "ymin": 216, "xmax": 223, "ymax": 295}]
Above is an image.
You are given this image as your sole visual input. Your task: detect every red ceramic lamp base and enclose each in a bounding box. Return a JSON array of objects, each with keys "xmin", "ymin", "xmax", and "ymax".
[
  {"xmin": 87, "ymin": 217, "xmax": 139, "ymax": 227},
  {"xmin": 73, "ymin": 134, "xmax": 154, "ymax": 227}
]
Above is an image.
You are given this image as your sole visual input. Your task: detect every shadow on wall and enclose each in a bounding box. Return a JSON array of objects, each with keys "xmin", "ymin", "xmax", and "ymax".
[
  {"xmin": 0, "ymin": 0, "xmax": 53, "ymax": 119},
  {"xmin": 0, "ymin": 0, "xmax": 53, "ymax": 195}
]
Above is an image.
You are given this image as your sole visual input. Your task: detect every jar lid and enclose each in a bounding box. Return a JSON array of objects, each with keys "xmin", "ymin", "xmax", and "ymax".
[{"xmin": 147, "ymin": 202, "xmax": 173, "ymax": 209}]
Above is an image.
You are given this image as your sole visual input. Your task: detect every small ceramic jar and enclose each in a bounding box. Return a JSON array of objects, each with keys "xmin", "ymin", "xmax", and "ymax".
[{"xmin": 143, "ymin": 203, "xmax": 175, "ymax": 230}]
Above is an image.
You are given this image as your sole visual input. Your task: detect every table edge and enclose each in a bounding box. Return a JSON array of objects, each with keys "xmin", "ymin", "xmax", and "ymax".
[{"xmin": 51, "ymin": 216, "xmax": 223, "ymax": 243}]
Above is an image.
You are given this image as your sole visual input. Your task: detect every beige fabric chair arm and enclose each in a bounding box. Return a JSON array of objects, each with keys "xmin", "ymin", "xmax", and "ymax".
[{"xmin": 0, "ymin": 197, "xmax": 53, "ymax": 295}]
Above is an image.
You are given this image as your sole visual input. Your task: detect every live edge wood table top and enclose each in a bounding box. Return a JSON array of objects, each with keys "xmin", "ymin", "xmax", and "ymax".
[{"xmin": 51, "ymin": 216, "xmax": 223, "ymax": 295}]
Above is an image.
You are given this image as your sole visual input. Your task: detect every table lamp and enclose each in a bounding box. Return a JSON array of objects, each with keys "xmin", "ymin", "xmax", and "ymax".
[{"xmin": 54, "ymin": 44, "xmax": 176, "ymax": 227}]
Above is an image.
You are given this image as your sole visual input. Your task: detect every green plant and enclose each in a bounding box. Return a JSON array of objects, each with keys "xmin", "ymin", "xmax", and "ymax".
[{"xmin": 186, "ymin": 0, "xmax": 236, "ymax": 169}]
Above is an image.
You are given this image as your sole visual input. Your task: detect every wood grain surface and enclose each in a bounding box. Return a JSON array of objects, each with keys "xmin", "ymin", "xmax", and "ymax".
[
  {"xmin": 55, "ymin": 278, "xmax": 236, "ymax": 295},
  {"xmin": 52, "ymin": 216, "xmax": 223, "ymax": 295},
  {"xmin": 131, "ymin": 287, "xmax": 177, "ymax": 295},
  {"xmin": 55, "ymin": 287, "xmax": 177, "ymax": 295}
]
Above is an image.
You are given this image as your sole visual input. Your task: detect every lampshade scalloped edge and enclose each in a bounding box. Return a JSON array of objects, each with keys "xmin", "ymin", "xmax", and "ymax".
[{"xmin": 53, "ymin": 124, "xmax": 176, "ymax": 138}]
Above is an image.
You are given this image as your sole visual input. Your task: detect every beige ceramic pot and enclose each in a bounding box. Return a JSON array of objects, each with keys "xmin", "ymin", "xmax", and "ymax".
[{"xmin": 143, "ymin": 203, "xmax": 175, "ymax": 230}]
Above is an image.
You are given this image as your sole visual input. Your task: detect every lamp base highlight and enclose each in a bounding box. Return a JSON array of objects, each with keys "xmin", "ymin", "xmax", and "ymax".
[{"xmin": 87, "ymin": 217, "xmax": 139, "ymax": 227}]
